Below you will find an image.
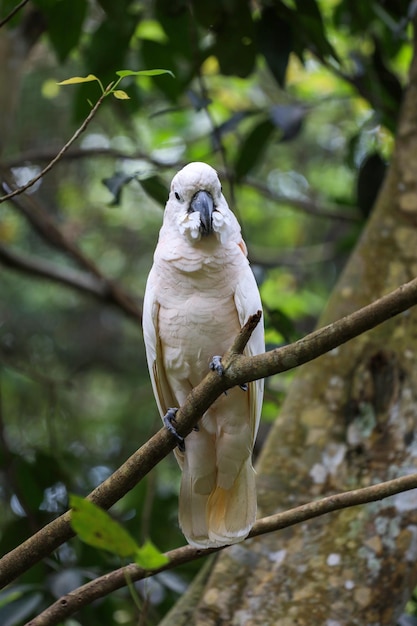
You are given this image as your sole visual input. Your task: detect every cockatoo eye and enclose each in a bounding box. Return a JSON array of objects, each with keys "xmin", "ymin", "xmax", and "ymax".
[{"xmin": 174, "ymin": 191, "xmax": 181, "ymax": 201}]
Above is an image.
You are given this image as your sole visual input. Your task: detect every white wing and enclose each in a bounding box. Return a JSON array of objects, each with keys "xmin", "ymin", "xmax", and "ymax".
[
  {"xmin": 233, "ymin": 244, "xmax": 265, "ymax": 442},
  {"xmin": 142, "ymin": 266, "xmax": 177, "ymax": 420}
]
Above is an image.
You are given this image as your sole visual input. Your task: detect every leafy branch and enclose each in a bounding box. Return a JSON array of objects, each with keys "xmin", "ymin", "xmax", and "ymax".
[
  {"xmin": 1, "ymin": 275, "xmax": 417, "ymax": 592},
  {"xmin": 56, "ymin": 68, "xmax": 174, "ymax": 102}
]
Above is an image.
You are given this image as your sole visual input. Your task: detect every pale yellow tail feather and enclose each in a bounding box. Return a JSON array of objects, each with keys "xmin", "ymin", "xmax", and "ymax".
[{"xmin": 179, "ymin": 458, "xmax": 256, "ymax": 548}]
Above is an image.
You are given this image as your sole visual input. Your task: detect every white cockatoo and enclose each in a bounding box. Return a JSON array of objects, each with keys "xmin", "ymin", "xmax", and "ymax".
[{"xmin": 143, "ymin": 162, "xmax": 264, "ymax": 548}]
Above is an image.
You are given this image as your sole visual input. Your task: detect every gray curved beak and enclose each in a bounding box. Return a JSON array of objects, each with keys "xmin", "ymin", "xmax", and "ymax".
[{"xmin": 190, "ymin": 190, "xmax": 214, "ymax": 236}]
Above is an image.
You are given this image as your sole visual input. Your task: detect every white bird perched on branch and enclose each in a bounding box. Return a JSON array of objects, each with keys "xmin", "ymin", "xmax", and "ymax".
[{"xmin": 143, "ymin": 162, "xmax": 264, "ymax": 548}]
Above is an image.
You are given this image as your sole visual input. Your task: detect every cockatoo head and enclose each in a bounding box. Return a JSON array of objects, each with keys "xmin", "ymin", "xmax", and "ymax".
[{"xmin": 164, "ymin": 162, "xmax": 238, "ymax": 244}]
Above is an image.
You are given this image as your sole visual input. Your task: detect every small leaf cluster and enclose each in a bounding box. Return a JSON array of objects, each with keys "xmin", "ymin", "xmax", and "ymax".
[{"xmin": 57, "ymin": 68, "xmax": 174, "ymax": 101}]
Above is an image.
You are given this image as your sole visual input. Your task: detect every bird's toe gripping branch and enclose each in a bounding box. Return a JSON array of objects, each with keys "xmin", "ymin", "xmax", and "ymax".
[
  {"xmin": 209, "ymin": 355, "xmax": 224, "ymax": 376},
  {"xmin": 209, "ymin": 355, "xmax": 248, "ymax": 391},
  {"xmin": 163, "ymin": 408, "xmax": 185, "ymax": 452}
]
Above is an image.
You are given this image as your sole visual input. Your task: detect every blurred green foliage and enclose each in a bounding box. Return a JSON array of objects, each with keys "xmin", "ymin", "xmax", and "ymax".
[{"xmin": 0, "ymin": 0, "xmax": 413, "ymax": 623}]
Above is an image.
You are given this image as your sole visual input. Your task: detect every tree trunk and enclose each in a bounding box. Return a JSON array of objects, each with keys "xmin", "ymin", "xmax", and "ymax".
[{"xmin": 161, "ymin": 20, "xmax": 417, "ymax": 626}]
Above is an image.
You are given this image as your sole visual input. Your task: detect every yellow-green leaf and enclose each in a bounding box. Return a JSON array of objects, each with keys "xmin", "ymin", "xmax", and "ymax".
[
  {"xmin": 115, "ymin": 69, "xmax": 174, "ymax": 78},
  {"xmin": 70, "ymin": 494, "xmax": 139, "ymax": 557},
  {"xmin": 57, "ymin": 74, "xmax": 99, "ymax": 85},
  {"xmin": 134, "ymin": 540, "xmax": 169, "ymax": 569},
  {"xmin": 112, "ymin": 90, "xmax": 130, "ymax": 100}
]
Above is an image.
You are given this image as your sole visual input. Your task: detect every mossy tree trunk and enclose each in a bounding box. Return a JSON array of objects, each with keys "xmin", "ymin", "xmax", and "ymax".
[{"xmin": 160, "ymin": 18, "xmax": 417, "ymax": 626}]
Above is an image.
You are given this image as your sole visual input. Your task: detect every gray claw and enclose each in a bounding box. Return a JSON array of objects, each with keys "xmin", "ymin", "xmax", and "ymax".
[
  {"xmin": 210, "ymin": 355, "xmax": 224, "ymax": 376},
  {"xmin": 163, "ymin": 408, "xmax": 185, "ymax": 452}
]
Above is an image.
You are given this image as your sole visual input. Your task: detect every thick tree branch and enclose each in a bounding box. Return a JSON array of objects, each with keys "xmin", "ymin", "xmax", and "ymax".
[
  {"xmin": 223, "ymin": 276, "xmax": 417, "ymax": 384},
  {"xmin": 0, "ymin": 176, "xmax": 142, "ymax": 322},
  {"xmin": 26, "ymin": 472, "xmax": 417, "ymax": 626},
  {"xmin": 0, "ymin": 243, "xmax": 110, "ymax": 299},
  {"xmin": 1, "ymin": 277, "xmax": 417, "ymax": 588}
]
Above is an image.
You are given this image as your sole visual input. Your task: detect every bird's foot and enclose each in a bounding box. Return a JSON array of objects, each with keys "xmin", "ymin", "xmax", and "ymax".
[
  {"xmin": 210, "ymin": 355, "xmax": 248, "ymax": 392},
  {"xmin": 163, "ymin": 408, "xmax": 185, "ymax": 452},
  {"xmin": 210, "ymin": 355, "xmax": 224, "ymax": 376},
  {"xmin": 210, "ymin": 356, "xmax": 228, "ymax": 395}
]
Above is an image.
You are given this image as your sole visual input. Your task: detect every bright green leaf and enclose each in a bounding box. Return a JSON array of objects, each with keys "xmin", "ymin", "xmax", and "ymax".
[
  {"xmin": 113, "ymin": 90, "xmax": 130, "ymax": 100},
  {"xmin": 70, "ymin": 494, "xmax": 139, "ymax": 557},
  {"xmin": 57, "ymin": 74, "xmax": 99, "ymax": 86},
  {"xmin": 115, "ymin": 69, "xmax": 175, "ymax": 78},
  {"xmin": 134, "ymin": 540, "xmax": 169, "ymax": 569}
]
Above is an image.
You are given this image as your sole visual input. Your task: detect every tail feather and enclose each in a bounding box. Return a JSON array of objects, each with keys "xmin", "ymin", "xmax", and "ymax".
[
  {"xmin": 207, "ymin": 458, "xmax": 256, "ymax": 545},
  {"xmin": 179, "ymin": 457, "xmax": 256, "ymax": 548}
]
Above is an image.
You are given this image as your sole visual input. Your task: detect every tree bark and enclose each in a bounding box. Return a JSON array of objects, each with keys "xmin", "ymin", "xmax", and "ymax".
[{"xmin": 161, "ymin": 20, "xmax": 417, "ymax": 626}]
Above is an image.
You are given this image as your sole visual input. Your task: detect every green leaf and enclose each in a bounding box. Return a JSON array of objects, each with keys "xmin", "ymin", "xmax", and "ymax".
[
  {"xmin": 212, "ymin": 3, "xmax": 256, "ymax": 77},
  {"xmin": 113, "ymin": 90, "xmax": 130, "ymax": 100},
  {"xmin": 70, "ymin": 494, "xmax": 139, "ymax": 557},
  {"xmin": 34, "ymin": 0, "xmax": 88, "ymax": 63},
  {"xmin": 293, "ymin": 0, "xmax": 339, "ymax": 62},
  {"xmin": 134, "ymin": 540, "xmax": 169, "ymax": 569},
  {"xmin": 258, "ymin": 6, "xmax": 293, "ymax": 88},
  {"xmin": 138, "ymin": 175, "xmax": 169, "ymax": 207},
  {"xmin": 57, "ymin": 74, "xmax": 100, "ymax": 86},
  {"xmin": 356, "ymin": 153, "xmax": 386, "ymax": 219},
  {"xmin": 235, "ymin": 118, "xmax": 275, "ymax": 180},
  {"xmin": 116, "ymin": 68, "xmax": 175, "ymax": 78}
]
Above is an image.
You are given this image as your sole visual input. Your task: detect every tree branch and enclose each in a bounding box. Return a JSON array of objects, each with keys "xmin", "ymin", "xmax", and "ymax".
[
  {"xmin": 26, "ymin": 472, "xmax": 417, "ymax": 626},
  {"xmin": 0, "ymin": 178, "xmax": 142, "ymax": 322},
  {"xmin": 4, "ymin": 146, "xmax": 176, "ymax": 169},
  {"xmin": 0, "ymin": 243, "xmax": 109, "ymax": 299},
  {"xmin": 243, "ymin": 176, "xmax": 361, "ymax": 222},
  {"xmin": 0, "ymin": 89, "xmax": 107, "ymax": 204},
  {"xmin": 0, "ymin": 0, "xmax": 30, "ymax": 29},
  {"xmin": 1, "ymin": 276, "xmax": 417, "ymax": 589}
]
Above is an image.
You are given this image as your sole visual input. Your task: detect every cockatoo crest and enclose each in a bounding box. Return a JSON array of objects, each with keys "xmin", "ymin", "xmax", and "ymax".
[{"xmin": 166, "ymin": 162, "xmax": 237, "ymax": 244}]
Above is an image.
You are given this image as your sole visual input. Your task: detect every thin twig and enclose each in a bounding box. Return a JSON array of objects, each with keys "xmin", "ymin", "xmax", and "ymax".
[
  {"xmin": 1, "ymin": 276, "xmax": 417, "ymax": 589},
  {"xmin": 26, "ymin": 472, "xmax": 417, "ymax": 626},
  {"xmin": 0, "ymin": 0, "xmax": 30, "ymax": 29},
  {"xmin": 0, "ymin": 89, "xmax": 108, "ymax": 204}
]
